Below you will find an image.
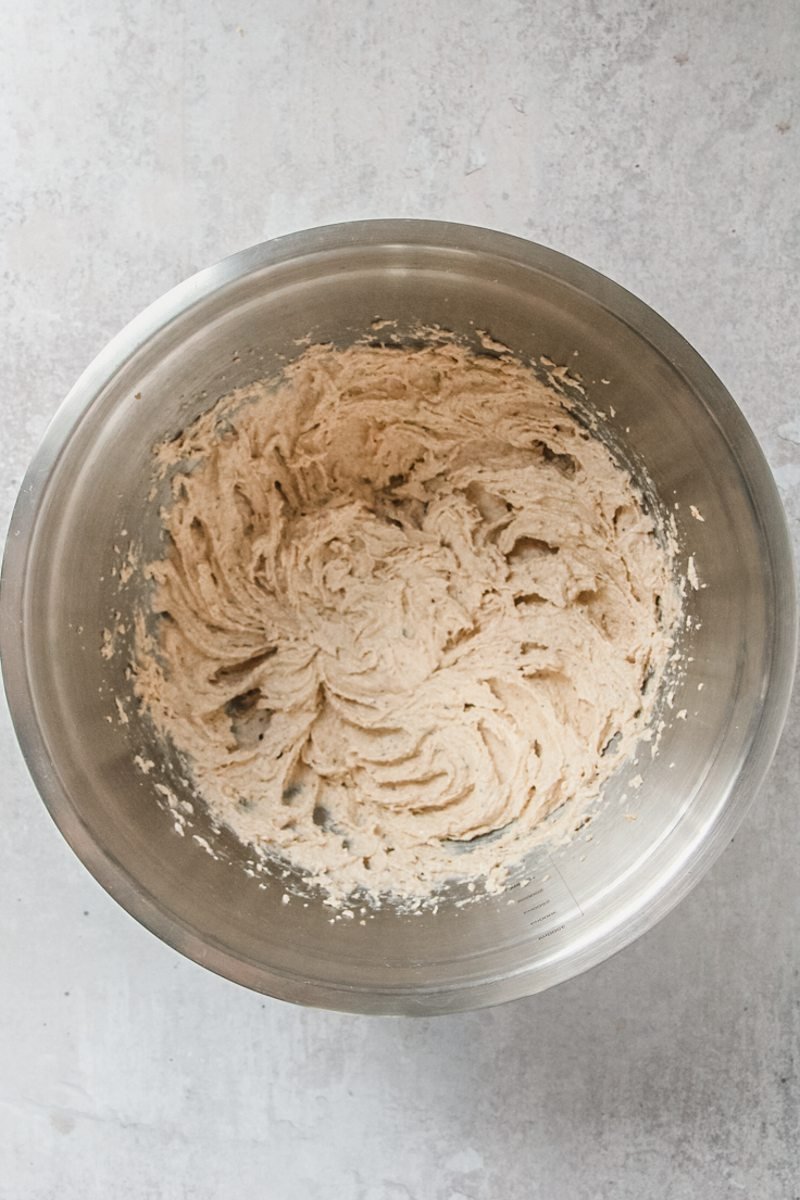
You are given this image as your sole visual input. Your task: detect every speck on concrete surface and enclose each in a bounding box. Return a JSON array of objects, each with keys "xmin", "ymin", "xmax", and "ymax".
[{"xmin": 0, "ymin": 1, "xmax": 798, "ymax": 1197}]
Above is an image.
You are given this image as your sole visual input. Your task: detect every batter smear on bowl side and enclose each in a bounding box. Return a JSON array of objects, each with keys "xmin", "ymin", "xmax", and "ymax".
[{"xmin": 134, "ymin": 341, "xmax": 677, "ymax": 903}]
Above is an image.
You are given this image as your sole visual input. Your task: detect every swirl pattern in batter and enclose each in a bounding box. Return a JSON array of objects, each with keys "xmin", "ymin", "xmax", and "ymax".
[{"xmin": 135, "ymin": 341, "xmax": 675, "ymax": 902}]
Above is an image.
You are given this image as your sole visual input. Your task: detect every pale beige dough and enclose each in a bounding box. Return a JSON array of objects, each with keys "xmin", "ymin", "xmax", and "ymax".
[{"xmin": 135, "ymin": 342, "xmax": 676, "ymax": 903}]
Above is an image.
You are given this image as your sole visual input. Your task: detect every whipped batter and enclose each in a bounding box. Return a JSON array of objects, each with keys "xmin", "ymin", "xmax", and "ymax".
[{"xmin": 135, "ymin": 341, "xmax": 675, "ymax": 903}]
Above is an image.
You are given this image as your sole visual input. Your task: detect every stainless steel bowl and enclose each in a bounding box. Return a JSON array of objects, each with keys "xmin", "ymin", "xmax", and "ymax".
[{"xmin": 1, "ymin": 221, "xmax": 796, "ymax": 1014}]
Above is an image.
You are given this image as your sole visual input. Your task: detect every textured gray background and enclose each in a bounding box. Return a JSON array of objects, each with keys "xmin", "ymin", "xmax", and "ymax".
[{"xmin": 1, "ymin": 1, "xmax": 798, "ymax": 1197}]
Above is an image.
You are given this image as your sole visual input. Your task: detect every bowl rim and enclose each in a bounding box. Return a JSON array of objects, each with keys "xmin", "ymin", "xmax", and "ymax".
[{"xmin": 1, "ymin": 218, "xmax": 797, "ymax": 1015}]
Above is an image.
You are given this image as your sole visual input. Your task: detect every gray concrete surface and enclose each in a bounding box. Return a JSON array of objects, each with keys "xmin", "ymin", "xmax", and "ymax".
[{"xmin": 1, "ymin": 1, "xmax": 798, "ymax": 1197}]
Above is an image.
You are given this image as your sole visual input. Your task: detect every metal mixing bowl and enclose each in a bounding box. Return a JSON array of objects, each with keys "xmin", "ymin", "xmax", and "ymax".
[{"xmin": 1, "ymin": 221, "xmax": 796, "ymax": 1014}]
